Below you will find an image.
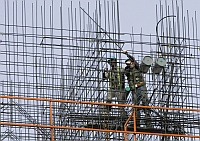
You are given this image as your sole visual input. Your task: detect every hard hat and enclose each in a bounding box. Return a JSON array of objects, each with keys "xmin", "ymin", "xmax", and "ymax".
[
  {"xmin": 107, "ymin": 56, "xmax": 117, "ymax": 62},
  {"xmin": 109, "ymin": 56, "xmax": 116, "ymax": 59}
]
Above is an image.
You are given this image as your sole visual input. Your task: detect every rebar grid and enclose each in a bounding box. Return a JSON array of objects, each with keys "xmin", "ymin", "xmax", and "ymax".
[{"xmin": 0, "ymin": 0, "xmax": 200, "ymax": 141}]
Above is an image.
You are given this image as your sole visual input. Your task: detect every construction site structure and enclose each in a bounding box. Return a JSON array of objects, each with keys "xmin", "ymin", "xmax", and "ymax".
[{"xmin": 0, "ymin": 0, "xmax": 200, "ymax": 141}]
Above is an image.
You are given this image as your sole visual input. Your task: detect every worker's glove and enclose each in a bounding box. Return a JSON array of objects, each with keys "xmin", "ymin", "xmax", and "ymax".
[
  {"xmin": 130, "ymin": 85, "xmax": 135, "ymax": 91},
  {"xmin": 122, "ymin": 50, "xmax": 128, "ymax": 54},
  {"xmin": 130, "ymin": 63, "xmax": 135, "ymax": 68}
]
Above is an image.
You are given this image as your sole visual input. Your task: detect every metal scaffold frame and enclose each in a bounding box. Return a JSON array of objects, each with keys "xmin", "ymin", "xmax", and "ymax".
[{"xmin": 0, "ymin": 0, "xmax": 200, "ymax": 141}]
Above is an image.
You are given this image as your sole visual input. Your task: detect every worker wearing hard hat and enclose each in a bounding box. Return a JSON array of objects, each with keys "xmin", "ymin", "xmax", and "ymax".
[
  {"xmin": 102, "ymin": 56, "xmax": 128, "ymax": 118},
  {"xmin": 122, "ymin": 50, "xmax": 151, "ymax": 127}
]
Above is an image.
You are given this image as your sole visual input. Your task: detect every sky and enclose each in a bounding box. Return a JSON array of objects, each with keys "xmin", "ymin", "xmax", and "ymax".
[
  {"xmin": 42, "ymin": 0, "xmax": 200, "ymax": 35},
  {"xmin": 119, "ymin": 0, "xmax": 200, "ymax": 34},
  {"xmin": 0, "ymin": 0, "xmax": 200, "ymax": 36}
]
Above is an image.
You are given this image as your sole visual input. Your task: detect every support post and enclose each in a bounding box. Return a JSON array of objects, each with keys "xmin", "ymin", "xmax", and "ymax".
[
  {"xmin": 50, "ymin": 101, "xmax": 54, "ymax": 141},
  {"xmin": 134, "ymin": 108, "xmax": 137, "ymax": 141}
]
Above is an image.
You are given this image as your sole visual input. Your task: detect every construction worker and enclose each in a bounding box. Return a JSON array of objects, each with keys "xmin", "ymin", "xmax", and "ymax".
[
  {"xmin": 102, "ymin": 56, "xmax": 128, "ymax": 118},
  {"xmin": 122, "ymin": 50, "xmax": 151, "ymax": 127}
]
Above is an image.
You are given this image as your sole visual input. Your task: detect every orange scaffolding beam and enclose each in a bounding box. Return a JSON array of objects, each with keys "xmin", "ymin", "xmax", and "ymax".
[{"xmin": 1, "ymin": 95, "xmax": 200, "ymax": 139}]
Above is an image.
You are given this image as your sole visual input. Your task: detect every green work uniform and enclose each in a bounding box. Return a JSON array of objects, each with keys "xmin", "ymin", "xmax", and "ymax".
[
  {"xmin": 125, "ymin": 58, "xmax": 151, "ymax": 127},
  {"xmin": 102, "ymin": 66, "xmax": 128, "ymax": 117}
]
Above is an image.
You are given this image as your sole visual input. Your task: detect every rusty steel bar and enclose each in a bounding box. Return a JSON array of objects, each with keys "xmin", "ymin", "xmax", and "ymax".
[
  {"xmin": 50, "ymin": 102, "xmax": 54, "ymax": 141},
  {"xmin": 0, "ymin": 95, "xmax": 200, "ymax": 113},
  {"xmin": 124, "ymin": 110, "xmax": 135, "ymax": 141},
  {"xmin": 134, "ymin": 108, "xmax": 137, "ymax": 141},
  {"xmin": 0, "ymin": 121, "xmax": 200, "ymax": 138}
]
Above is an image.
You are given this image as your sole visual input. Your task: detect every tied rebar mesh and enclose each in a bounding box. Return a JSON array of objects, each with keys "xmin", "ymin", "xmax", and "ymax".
[{"xmin": 0, "ymin": 0, "xmax": 200, "ymax": 141}]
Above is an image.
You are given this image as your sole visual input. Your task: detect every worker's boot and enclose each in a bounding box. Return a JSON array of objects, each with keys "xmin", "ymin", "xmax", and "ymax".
[
  {"xmin": 106, "ymin": 105, "xmax": 112, "ymax": 111},
  {"xmin": 145, "ymin": 113, "xmax": 153, "ymax": 128},
  {"xmin": 145, "ymin": 118, "xmax": 153, "ymax": 128},
  {"xmin": 136, "ymin": 111, "xmax": 141, "ymax": 127},
  {"xmin": 106, "ymin": 101, "xmax": 112, "ymax": 112},
  {"xmin": 135, "ymin": 119, "xmax": 140, "ymax": 127}
]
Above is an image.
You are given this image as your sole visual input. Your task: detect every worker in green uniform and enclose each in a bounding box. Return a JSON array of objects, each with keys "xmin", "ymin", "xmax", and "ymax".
[
  {"xmin": 102, "ymin": 56, "xmax": 128, "ymax": 118},
  {"xmin": 122, "ymin": 50, "xmax": 151, "ymax": 127}
]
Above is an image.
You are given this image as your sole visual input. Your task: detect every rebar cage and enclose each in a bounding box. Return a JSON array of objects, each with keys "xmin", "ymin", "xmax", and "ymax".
[{"xmin": 0, "ymin": 0, "xmax": 200, "ymax": 141}]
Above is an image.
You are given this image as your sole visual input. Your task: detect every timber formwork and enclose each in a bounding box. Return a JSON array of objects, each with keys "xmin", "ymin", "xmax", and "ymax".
[{"xmin": 0, "ymin": 0, "xmax": 200, "ymax": 141}]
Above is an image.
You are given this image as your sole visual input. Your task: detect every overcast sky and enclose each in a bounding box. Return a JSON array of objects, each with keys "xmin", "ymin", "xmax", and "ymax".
[
  {"xmin": 55, "ymin": 0, "xmax": 200, "ymax": 36},
  {"xmin": 119, "ymin": 0, "xmax": 200, "ymax": 34},
  {"xmin": 1, "ymin": 0, "xmax": 200, "ymax": 35}
]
